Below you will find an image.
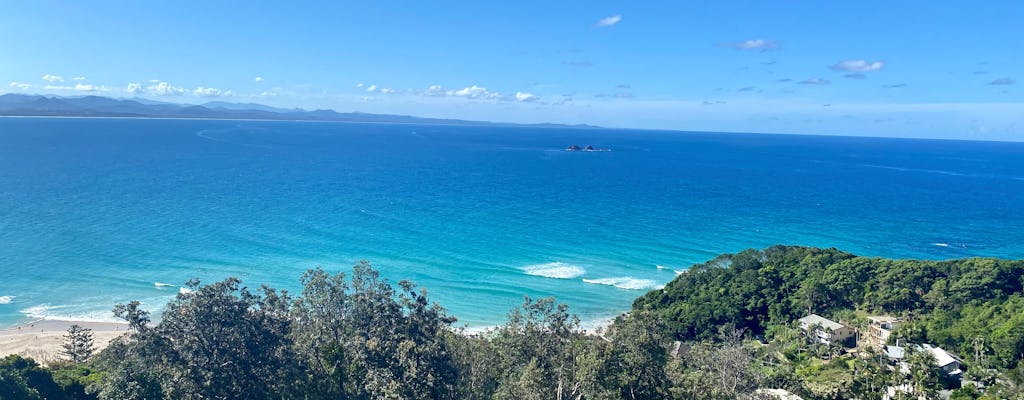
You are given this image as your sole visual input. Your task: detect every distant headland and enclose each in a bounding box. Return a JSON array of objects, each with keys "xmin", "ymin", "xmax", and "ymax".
[{"xmin": 0, "ymin": 93, "xmax": 602, "ymax": 129}]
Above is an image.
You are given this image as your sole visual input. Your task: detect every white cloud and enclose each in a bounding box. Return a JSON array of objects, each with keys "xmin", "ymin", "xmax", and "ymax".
[
  {"xmin": 356, "ymin": 83, "xmax": 365, "ymax": 88},
  {"xmin": 9, "ymin": 82, "xmax": 32, "ymax": 90},
  {"xmin": 515, "ymin": 92, "xmax": 539, "ymax": 102},
  {"xmin": 380, "ymin": 88, "xmax": 398, "ymax": 94},
  {"xmin": 72, "ymin": 76, "xmax": 86, "ymax": 81},
  {"xmin": 366, "ymin": 84, "xmax": 377, "ymax": 92},
  {"xmin": 830, "ymin": 60, "xmax": 885, "ymax": 72},
  {"xmin": 423, "ymin": 84, "xmax": 446, "ymax": 96},
  {"xmin": 73, "ymin": 83, "xmax": 105, "ymax": 92},
  {"xmin": 193, "ymin": 86, "xmax": 232, "ymax": 97},
  {"xmin": 254, "ymin": 76, "xmax": 264, "ymax": 82},
  {"xmin": 147, "ymin": 81, "xmax": 186, "ymax": 96},
  {"xmin": 42, "ymin": 83, "xmax": 109, "ymax": 92},
  {"xmin": 126, "ymin": 83, "xmax": 144, "ymax": 94},
  {"xmin": 596, "ymin": 14, "xmax": 621, "ymax": 27},
  {"xmin": 989, "ymin": 78, "xmax": 1014, "ymax": 85},
  {"xmin": 451, "ymin": 85, "xmax": 501, "ymax": 99},
  {"xmin": 42, "ymin": 74, "xmax": 64, "ymax": 82},
  {"xmin": 259, "ymin": 91, "xmax": 278, "ymax": 97},
  {"xmin": 725, "ymin": 39, "xmax": 779, "ymax": 50},
  {"xmin": 413, "ymin": 84, "xmax": 536, "ymax": 102}
]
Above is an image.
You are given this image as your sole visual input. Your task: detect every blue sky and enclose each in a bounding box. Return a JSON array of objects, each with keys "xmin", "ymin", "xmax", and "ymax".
[{"xmin": 2, "ymin": 1, "xmax": 1021, "ymax": 140}]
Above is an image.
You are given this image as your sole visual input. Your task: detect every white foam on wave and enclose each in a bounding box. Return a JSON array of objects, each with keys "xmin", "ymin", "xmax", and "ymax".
[
  {"xmin": 521, "ymin": 262, "xmax": 586, "ymax": 279},
  {"xmin": 0, "ymin": 295, "xmax": 15, "ymax": 304},
  {"xmin": 933, "ymin": 243, "xmax": 950, "ymax": 248},
  {"xmin": 154, "ymin": 282, "xmax": 175, "ymax": 288},
  {"xmin": 582, "ymin": 277, "xmax": 663, "ymax": 291},
  {"xmin": 19, "ymin": 304, "xmax": 122, "ymax": 324},
  {"xmin": 179, "ymin": 287, "xmax": 194, "ymax": 295},
  {"xmin": 656, "ymin": 265, "xmax": 670, "ymax": 270}
]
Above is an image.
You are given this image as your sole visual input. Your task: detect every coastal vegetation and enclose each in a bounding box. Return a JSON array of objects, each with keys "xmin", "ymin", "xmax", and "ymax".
[{"xmin": 3, "ymin": 246, "xmax": 1024, "ymax": 399}]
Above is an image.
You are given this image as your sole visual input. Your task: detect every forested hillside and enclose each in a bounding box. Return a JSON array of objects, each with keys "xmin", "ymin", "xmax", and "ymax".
[
  {"xmin": 4, "ymin": 247, "xmax": 1024, "ymax": 399},
  {"xmin": 634, "ymin": 245, "xmax": 1024, "ymax": 368}
]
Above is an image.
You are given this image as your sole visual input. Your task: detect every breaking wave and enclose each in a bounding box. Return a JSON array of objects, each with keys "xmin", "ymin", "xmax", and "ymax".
[
  {"xmin": 521, "ymin": 262, "xmax": 586, "ymax": 279},
  {"xmin": 582, "ymin": 277, "xmax": 663, "ymax": 291}
]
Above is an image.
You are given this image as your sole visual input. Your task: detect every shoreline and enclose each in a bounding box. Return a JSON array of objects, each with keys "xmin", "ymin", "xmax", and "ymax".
[{"xmin": 0, "ymin": 319, "xmax": 128, "ymax": 363}]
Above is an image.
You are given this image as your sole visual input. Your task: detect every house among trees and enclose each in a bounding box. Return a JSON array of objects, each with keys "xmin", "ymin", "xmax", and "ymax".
[
  {"xmin": 885, "ymin": 343, "xmax": 964, "ymax": 384},
  {"xmin": 864, "ymin": 315, "xmax": 902, "ymax": 347},
  {"xmin": 798, "ymin": 314, "xmax": 855, "ymax": 347}
]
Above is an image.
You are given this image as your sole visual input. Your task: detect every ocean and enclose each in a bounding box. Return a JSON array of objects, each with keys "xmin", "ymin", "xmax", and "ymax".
[{"xmin": 1, "ymin": 118, "xmax": 1023, "ymax": 328}]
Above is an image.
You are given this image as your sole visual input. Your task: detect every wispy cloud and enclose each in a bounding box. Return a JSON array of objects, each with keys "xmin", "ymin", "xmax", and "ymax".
[
  {"xmin": 451, "ymin": 85, "xmax": 501, "ymax": 99},
  {"xmin": 844, "ymin": 73, "xmax": 867, "ymax": 79},
  {"xmin": 366, "ymin": 84, "xmax": 377, "ymax": 92},
  {"xmin": 723, "ymin": 39, "xmax": 779, "ymax": 51},
  {"xmin": 738, "ymin": 86, "xmax": 756, "ymax": 92},
  {"xmin": 9, "ymin": 82, "xmax": 32, "ymax": 90},
  {"xmin": 515, "ymin": 92, "xmax": 539, "ymax": 102},
  {"xmin": 798, "ymin": 78, "xmax": 831, "ymax": 85},
  {"xmin": 596, "ymin": 14, "xmax": 621, "ymax": 27},
  {"xmin": 42, "ymin": 74, "xmax": 64, "ymax": 82},
  {"xmin": 422, "ymin": 85, "xmax": 446, "ymax": 97},
  {"xmin": 565, "ymin": 60, "xmax": 595, "ymax": 68},
  {"xmin": 193, "ymin": 86, "xmax": 232, "ymax": 97},
  {"xmin": 989, "ymin": 78, "xmax": 1014, "ymax": 85},
  {"xmin": 615, "ymin": 84, "xmax": 631, "ymax": 89},
  {"xmin": 72, "ymin": 76, "xmax": 86, "ymax": 81},
  {"xmin": 883, "ymin": 83, "xmax": 908, "ymax": 88},
  {"xmin": 379, "ymin": 88, "xmax": 398, "ymax": 94},
  {"xmin": 595, "ymin": 93, "xmax": 634, "ymax": 98},
  {"xmin": 73, "ymin": 83, "xmax": 105, "ymax": 92},
  {"xmin": 776, "ymin": 78, "xmax": 793, "ymax": 83},
  {"xmin": 126, "ymin": 83, "xmax": 144, "ymax": 94},
  {"xmin": 254, "ymin": 76, "xmax": 264, "ymax": 82},
  {"xmin": 43, "ymin": 83, "xmax": 109, "ymax": 92},
  {"xmin": 830, "ymin": 60, "xmax": 885, "ymax": 72}
]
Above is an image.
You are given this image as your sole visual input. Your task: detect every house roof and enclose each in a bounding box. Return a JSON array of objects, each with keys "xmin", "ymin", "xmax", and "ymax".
[
  {"xmin": 887, "ymin": 344, "xmax": 958, "ymax": 367},
  {"xmin": 886, "ymin": 345, "xmax": 906, "ymax": 359},
  {"xmin": 798, "ymin": 314, "xmax": 844, "ymax": 330},
  {"xmin": 867, "ymin": 315, "xmax": 900, "ymax": 323},
  {"xmin": 922, "ymin": 344, "xmax": 958, "ymax": 368}
]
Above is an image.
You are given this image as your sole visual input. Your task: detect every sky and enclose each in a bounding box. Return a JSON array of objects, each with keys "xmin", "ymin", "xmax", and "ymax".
[{"xmin": 1, "ymin": 1, "xmax": 1022, "ymax": 140}]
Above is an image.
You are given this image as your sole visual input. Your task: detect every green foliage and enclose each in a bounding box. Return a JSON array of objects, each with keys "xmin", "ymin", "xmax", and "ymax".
[
  {"xmin": 634, "ymin": 246, "xmax": 1024, "ymax": 369},
  {"xmin": 9, "ymin": 247, "xmax": 1024, "ymax": 400},
  {"xmin": 0, "ymin": 355, "xmax": 72, "ymax": 400}
]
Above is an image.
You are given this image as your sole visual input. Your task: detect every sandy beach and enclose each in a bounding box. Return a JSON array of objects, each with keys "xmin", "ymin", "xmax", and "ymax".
[{"xmin": 0, "ymin": 320, "xmax": 127, "ymax": 363}]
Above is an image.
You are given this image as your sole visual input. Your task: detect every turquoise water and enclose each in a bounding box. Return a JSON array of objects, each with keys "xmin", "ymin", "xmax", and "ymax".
[{"xmin": 1, "ymin": 118, "xmax": 1023, "ymax": 328}]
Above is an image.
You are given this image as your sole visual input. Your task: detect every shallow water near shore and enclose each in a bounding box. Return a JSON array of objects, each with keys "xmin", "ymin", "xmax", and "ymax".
[{"xmin": 2, "ymin": 118, "xmax": 1023, "ymax": 327}]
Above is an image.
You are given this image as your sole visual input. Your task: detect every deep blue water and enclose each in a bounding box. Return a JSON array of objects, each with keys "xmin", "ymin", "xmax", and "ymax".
[{"xmin": 1, "ymin": 118, "xmax": 1023, "ymax": 328}]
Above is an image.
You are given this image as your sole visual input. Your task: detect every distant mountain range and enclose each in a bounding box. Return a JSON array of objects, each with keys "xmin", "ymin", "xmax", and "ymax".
[{"xmin": 0, "ymin": 94, "xmax": 599, "ymax": 128}]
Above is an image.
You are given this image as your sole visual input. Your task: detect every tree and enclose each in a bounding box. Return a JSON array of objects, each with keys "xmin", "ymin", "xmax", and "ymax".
[
  {"xmin": 0, "ymin": 355, "xmax": 69, "ymax": 400},
  {"xmin": 111, "ymin": 301, "xmax": 150, "ymax": 333},
  {"xmin": 61, "ymin": 325, "xmax": 95, "ymax": 364},
  {"xmin": 604, "ymin": 312, "xmax": 671, "ymax": 400},
  {"xmin": 905, "ymin": 347, "xmax": 941, "ymax": 399}
]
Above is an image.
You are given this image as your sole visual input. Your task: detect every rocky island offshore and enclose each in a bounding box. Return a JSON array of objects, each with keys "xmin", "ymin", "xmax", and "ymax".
[{"xmin": 565, "ymin": 144, "xmax": 611, "ymax": 152}]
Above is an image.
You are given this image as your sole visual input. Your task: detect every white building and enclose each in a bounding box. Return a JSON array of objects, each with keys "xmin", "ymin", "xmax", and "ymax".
[{"xmin": 798, "ymin": 314, "xmax": 855, "ymax": 347}]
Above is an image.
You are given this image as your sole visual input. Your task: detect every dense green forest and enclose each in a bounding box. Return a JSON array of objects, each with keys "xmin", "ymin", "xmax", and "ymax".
[
  {"xmin": 3, "ymin": 247, "xmax": 1024, "ymax": 399},
  {"xmin": 634, "ymin": 246, "xmax": 1024, "ymax": 370}
]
